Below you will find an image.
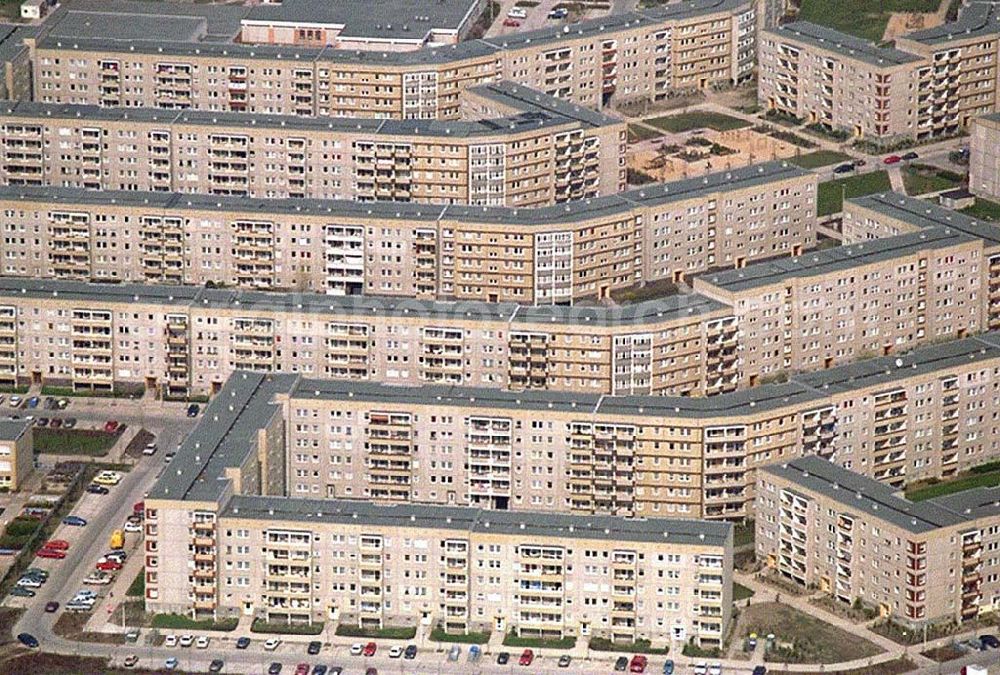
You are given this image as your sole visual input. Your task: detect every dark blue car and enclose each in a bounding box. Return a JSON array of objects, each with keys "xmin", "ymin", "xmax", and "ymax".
[{"xmin": 17, "ymin": 633, "xmax": 38, "ymax": 649}]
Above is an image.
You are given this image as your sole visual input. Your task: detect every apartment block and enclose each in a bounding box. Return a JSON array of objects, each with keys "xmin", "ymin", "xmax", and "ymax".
[
  {"xmin": 970, "ymin": 113, "xmax": 1000, "ymax": 202},
  {"xmin": 760, "ymin": 1, "xmax": 1000, "ymax": 143},
  {"xmin": 143, "ymin": 371, "xmax": 734, "ymax": 646},
  {"xmin": 0, "ymin": 417, "xmax": 31, "ymax": 491},
  {"xmin": 0, "ymin": 277, "xmax": 739, "ymax": 399},
  {"xmin": 28, "ymin": 0, "xmax": 756, "ymax": 118},
  {"xmin": 695, "ymin": 191, "xmax": 1000, "ymax": 384},
  {"xmin": 117, "ymin": 333, "xmax": 1000, "ymax": 523},
  {"xmin": 757, "ymin": 456, "xmax": 1000, "ymax": 627},
  {"xmin": 0, "ymin": 160, "xmax": 816, "ymax": 303},
  {"xmin": 0, "ymin": 85, "xmax": 626, "ymax": 208}
]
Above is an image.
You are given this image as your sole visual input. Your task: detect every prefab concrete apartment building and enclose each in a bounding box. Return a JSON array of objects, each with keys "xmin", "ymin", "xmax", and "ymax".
[
  {"xmin": 0, "ymin": 83, "xmax": 627, "ymax": 208},
  {"xmin": 26, "ymin": 0, "xmax": 756, "ymax": 118},
  {"xmin": 143, "ymin": 371, "xmax": 734, "ymax": 647},
  {"xmin": 758, "ymin": 1, "xmax": 1000, "ymax": 143},
  {"xmin": 757, "ymin": 456, "xmax": 1000, "ymax": 627}
]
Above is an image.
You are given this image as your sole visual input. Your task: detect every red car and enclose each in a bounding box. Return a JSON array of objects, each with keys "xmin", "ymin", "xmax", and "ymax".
[
  {"xmin": 42, "ymin": 540, "xmax": 70, "ymax": 551},
  {"xmin": 519, "ymin": 649, "xmax": 534, "ymax": 666},
  {"xmin": 295, "ymin": 665, "xmax": 309, "ymax": 675},
  {"xmin": 503, "ymin": 18, "xmax": 521, "ymax": 27},
  {"xmin": 104, "ymin": 420, "xmax": 120, "ymax": 433},
  {"xmin": 629, "ymin": 654, "xmax": 648, "ymax": 673},
  {"xmin": 883, "ymin": 155, "xmax": 901, "ymax": 165},
  {"xmin": 96, "ymin": 560, "xmax": 122, "ymax": 571},
  {"xmin": 133, "ymin": 501, "xmax": 144, "ymax": 515},
  {"xmin": 36, "ymin": 548, "xmax": 66, "ymax": 559},
  {"xmin": 363, "ymin": 642, "xmax": 377, "ymax": 657}
]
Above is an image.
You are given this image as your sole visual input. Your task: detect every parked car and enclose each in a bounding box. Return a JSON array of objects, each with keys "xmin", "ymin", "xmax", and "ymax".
[
  {"xmin": 63, "ymin": 417, "xmax": 76, "ymax": 428},
  {"xmin": 350, "ymin": 643, "xmax": 363, "ymax": 656},
  {"xmin": 165, "ymin": 658, "xmax": 178, "ymax": 671},
  {"xmin": 615, "ymin": 655, "xmax": 630, "ymax": 671},
  {"xmin": 264, "ymin": 638, "xmax": 281, "ymax": 651},
  {"xmin": 96, "ymin": 560, "xmax": 122, "ymax": 571},
  {"xmin": 43, "ymin": 397, "xmax": 56, "ymax": 410},
  {"xmin": 883, "ymin": 155, "xmax": 902, "ymax": 164},
  {"xmin": 62, "ymin": 515, "xmax": 87, "ymax": 526},
  {"xmin": 664, "ymin": 660, "xmax": 675, "ymax": 674},
  {"xmin": 17, "ymin": 633, "xmax": 39, "ymax": 649},
  {"xmin": 363, "ymin": 642, "xmax": 377, "ymax": 657},
  {"xmin": 124, "ymin": 521, "xmax": 142, "ymax": 533},
  {"xmin": 164, "ymin": 635, "xmax": 178, "ymax": 647},
  {"xmin": 497, "ymin": 651, "xmax": 510, "ymax": 665},
  {"xmin": 502, "ymin": 18, "xmax": 520, "ymax": 26},
  {"xmin": 49, "ymin": 418, "xmax": 62, "ymax": 428},
  {"xmin": 93, "ymin": 472, "xmax": 121, "ymax": 486},
  {"xmin": 447, "ymin": 645, "xmax": 460, "ymax": 661},
  {"xmin": 10, "ymin": 587, "xmax": 34, "ymax": 597},
  {"xmin": 57, "ymin": 398, "xmax": 69, "ymax": 409},
  {"xmin": 507, "ymin": 6, "xmax": 526, "ymax": 18},
  {"xmin": 708, "ymin": 665, "xmax": 723, "ymax": 675},
  {"xmin": 124, "ymin": 655, "xmax": 139, "ymax": 668},
  {"xmin": 902, "ymin": 151, "xmax": 919, "ymax": 161},
  {"xmin": 36, "ymin": 548, "xmax": 66, "ymax": 560},
  {"xmin": 549, "ymin": 7, "xmax": 568, "ymax": 18},
  {"xmin": 693, "ymin": 662, "xmax": 708, "ymax": 675},
  {"xmin": 16, "ymin": 577, "xmax": 42, "ymax": 588},
  {"xmin": 104, "ymin": 420, "xmax": 120, "ymax": 432},
  {"xmin": 178, "ymin": 635, "xmax": 194, "ymax": 648},
  {"xmin": 307, "ymin": 640, "xmax": 322, "ymax": 655},
  {"xmin": 311, "ymin": 666, "xmax": 327, "ymax": 675},
  {"xmin": 84, "ymin": 572, "xmax": 112, "ymax": 585},
  {"xmin": 209, "ymin": 660, "xmax": 224, "ymax": 673},
  {"xmin": 236, "ymin": 637, "xmax": 251, "ymax": 649},
  {"xmin": 630, "ymin": 654, "xmax": 648, "ymax": 673},
  {"xmin": 853, "ymin": 158, "xmax": 867, "ymax": 167},
  {"xmin": 43, "ymin": 539, "xmax": 69, "ymax": 551},
  {"xmin": 143, "ymin": 443, "xmax": 157, "ymax": 455},
  {"xmin": 26, "ymin": 396, "xmax": 39, "ymax": 408},
  {"xmin": 752, "ymin": 666, "xmax": 767, "ymax": 675},
  {"xmin": 388, "ymin": 645, "xmax": 403, "ymax": 658},
  {"xmin": 833, "ymin": 163, "xmax": 854, "ymax": 174},
  {"xmin": 469, "ymin": 645, "xmax": 481, "ymax": 662},
  {"xmin": 35, "ymin": 418, "xmax": 48, "ymax": 427},
  {"xmin": 404, "ymin": 644, "xmax": 417, "ymax": 659},
  {"xmin": 365, "ymin": 669, "xmax": 377, "ymax": 675},
  {"xmin": 44, "ymin": 601, "xmax": 59, "ymax": 613},
  {"xmin": 9, "ymin": 394, "xmax": 22, "ymax": 407},
  {"xmin": 196, "ymin": 636, "xmax": 210, "ymax": 649},
  {"xmin": 295, "ymin": 664, "xmax": 310, "ymax": 675},
  {"xmin": 519, "ymin": 649, "xmax": 534, "ymax": 666},
  {"xmin": 268, "ymin": 664, "xmax": 282, "ymax": 675},
  {"xmin": 558, "ymin": 654, "xmax": 572, "ymax": 667},
  {"xmin": 979, "ymin": 634, "xmax": 1000, "ymax": 649},
  {"xmin": 187, "ymin": 404, "xmax": 200, "ymax": 417}
]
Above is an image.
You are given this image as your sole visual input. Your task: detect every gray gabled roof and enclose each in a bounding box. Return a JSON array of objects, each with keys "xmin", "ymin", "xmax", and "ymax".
[{"xmin": 848, "ymin": 192, "xmax": 1000, "ymax": 247}]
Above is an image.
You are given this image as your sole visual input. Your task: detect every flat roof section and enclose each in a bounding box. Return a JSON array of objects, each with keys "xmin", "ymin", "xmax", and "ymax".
[
  {"xmin": 223, "ymin": 494, "xmax": 733, "ymax": 546},
  {"xmin": 0, "ymin": 417, "xmax": 30, "ymax": 441},
  {"xmin": 767, "ymin": 21, "xmax": 922, "ymax": 67},
  {"xmin": 848, "ymin": 192, "xmax": 1000, "ymax": 247}
]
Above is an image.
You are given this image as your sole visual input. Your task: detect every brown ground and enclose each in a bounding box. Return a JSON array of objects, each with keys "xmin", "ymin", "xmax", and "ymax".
[
  {"xmin": 628, "ymin": 127, "xmax": 801, "ymax": 182},
  {"xmin": 882, "ymin": 0, "xmax": 949, "ymax": 40}
]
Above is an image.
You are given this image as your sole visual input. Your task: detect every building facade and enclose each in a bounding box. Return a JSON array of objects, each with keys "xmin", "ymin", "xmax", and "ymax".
[
  {"xmin": 760, "ymin": 2, "xmax": 1000, "ymax": 143},
  {"xmin": 757, "ymin": 456, "xmax": 1000, "ymax": 627},
  {"xmin": 0, "ymin": 84, "xmax": 627, "ymax": 208},
  {"xmin": 969, "ymin": 113, "xmax": 1000, "ymax": 202},
  {"xmin": 143, "ymin": 371, "xmax": 734, "ymax": 647},
  {"xmin": 0, "ymin": 417, "xmax": 31, "ymax": 491},
  {"xmin": 28, "ymin": 0, "xmax": 756, "ymax": 118},
  {"xmin": 0, "ymin": 161, "xmax": 817, "ymax": 303}
]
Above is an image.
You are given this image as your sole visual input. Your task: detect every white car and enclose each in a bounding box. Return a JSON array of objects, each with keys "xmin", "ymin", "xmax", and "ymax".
[
  {"xmin": 196, "ymin": 636, "xmax": 209, "ymax": 649},
  {"xmin": 388, "ymin": 645, "xmax": 404, "ymax": 658},
  {"xmin": 350, "ymin": 643, "xmax": 363, "ymax": 656},
  {"xmin": 178, "ymin": 635, "xmax": 194, "ymax": 648},
  {"xmin": 74, "ymin": 590, "xmax": 97, "ymax": 599},
  {"xmin": 693, "ymin": 663, "xmax": 707, "ymax": 675},
  {"xmin": 264, "ymin": 638, "xmax": 281, "ymax": 651},
  {"xmin": 708, "ymin": 665, "xmax": 723, "ymax": 675},
  {"xmin": 16, "ymin": 578, "xmax": 42, "ymax": 588},
  {"xmin": 124, "ymin": 521, "xmax": 142, "ymax": 533},
  {"xmin": 507, "ymin": 7, "xmax": 526, "ymax": 18},
  {"xmin": 8, "ymin": 395, "xmax": 21, "ymax": 407},
  {"xmin": 143, "ymin": 443, "xmax": 157, "ymax": 455},
  {"xmin": 164, "ymin": 635, "xmax": 178, "ymax": 647},
  {"xmin": 84, "ymin": 573, "xmax": 112, "ymax": 585}
]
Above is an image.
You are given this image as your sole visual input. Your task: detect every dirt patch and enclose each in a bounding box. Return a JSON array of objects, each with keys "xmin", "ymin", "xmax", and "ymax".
[
  {"xmin": 738, "ymin": 602, "xmax": 883, "ymax": 664},
  {"xmin": 779, "ymin": 657, "xmax": 915, "ymax": 675},
  {"xmin": 53, "ymin": 611, "xmax": 126, "ymax": 645},
  {"xmin": 124, "ymin": 429, "xmax": 155, "ymax": 459},
  {"xmin": 0, "ymin": 652, "xmax": 175, "ymax": 675},
  {"xmin": 882, "ymin": 0, "xmax": 949, "ymax": 40},
  {"xmin": 922, "ymin": 644, "xmax": 965, "ymax": 662}
]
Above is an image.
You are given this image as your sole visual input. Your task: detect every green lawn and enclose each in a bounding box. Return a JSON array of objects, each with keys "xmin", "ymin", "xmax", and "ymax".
[
  {"xmin": 627, "ymin": 123, "xmax": 664, "ymax": 143},
  {"xmin": 817, "ymin": 171, "xmax": 892, "ymax": 216},
  {"xmin": 788, "ymin": 150, "xmax": 851, "ymax": 169},
  {"xmin": 126, "ymin": 571, "xmax": 145, "ymax": 597},
  {"xmin": 741, "ymin": 602, "xmax": 883, "ymax": 664},
  {"xmin": 906, "ymin": 468, "xmax": 1000, "ymax": 501},
  {"xmin": 33, "ymin": 429, "xmax": 119, "ymax": 456},
  {"xmin": 733, "ymin": 582, "xmax": 755, "ymax": 602},
  {"xmin": 150, "ymin": 613, "xmax": 238, "ymax": 631},
  {"xmin": 645, "ymin": 111, "xmax": 751, "ymax": 133},
  {"xmin": 798, "ymin": 0, "xmax": 940, "ymax": 41},
  {"xmin": 901, "ymin": 164, "xmax": 964, "ymax": 196},
  {"xmin": 960, "ymin": 197, "xmax": 1000, "ymax": 222},
  {"xmin": 429, "ymin": 625, "xmax": 491, "ymax": 644},
  {"xmin": 335, "ymin": 624, "xmax": 415, "ymax": 639},
  {"xmin": 502, "ymin": 631, "xmax": 576, "ymax": 649},
  {"xmin": 588, "ymin": 637, "xmax": 669, "ymax": 654},
  {"xmin": 251, "ymin": 619, "xmax": 323, "ymax": 635}
]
